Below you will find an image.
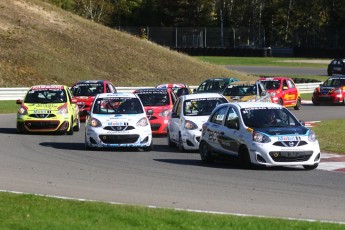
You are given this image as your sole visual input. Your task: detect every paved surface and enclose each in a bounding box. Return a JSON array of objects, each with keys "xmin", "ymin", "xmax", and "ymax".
[{"xmin": 320, "ymin": 153, "xmax": 345, "ymax": 172}]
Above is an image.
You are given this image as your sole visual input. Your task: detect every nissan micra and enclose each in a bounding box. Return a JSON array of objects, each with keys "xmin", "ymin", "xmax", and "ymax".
[
  {"xmin": 199, "ymin": 102, "xmax": 320, "ymax": 170},
  {"xmin": 85, "ymin": 93, "xmax": 152, "ymax": 151},
  {"xmin": 167, "ymin": 93, "xmax": 228, "ymax": 152}
]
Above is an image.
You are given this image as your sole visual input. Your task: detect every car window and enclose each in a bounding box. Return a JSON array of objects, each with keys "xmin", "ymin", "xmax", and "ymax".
[
  {"xmin": 72, "ymin": 83, "xmax": 103, "ymax": 96},
  {"xmin": 184, "ymin": 97, "xmax": 228, "ymax": 116},
  {"xmin": 287, "ymin": 79, "xmax": 295, "ymax": 88},
  {"xmin": 241, "ymin": 107, "xmax": 300, "ymax": 128},
  {"xmin": 93, "ymin": 97, "xmax": 143, "ymax": 114},
  {"xmin": 136, "ymin": 91, "xmax": 169, "ymax": 106},
  {"xmin": 24, "ymin": 89, "xmax": 67, "ymax": 103},
  {"xmin": 209, "ymin": 106, "xmax": 228, "ymax": 125},
  {"xmin": 261, "ymin": 80, "xmax": 280, "ymax": 90},
  {"xmin": 225, "ymin": 107, "xmax": 239, "ymax": 129}
]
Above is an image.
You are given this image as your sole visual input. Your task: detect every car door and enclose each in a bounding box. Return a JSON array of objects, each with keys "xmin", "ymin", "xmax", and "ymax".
[
  {"xmin": 283, "ymin": 79, "xmax": 298, "ymax": 106},
  {"xmin": 168, "ymin": 97, "xmax": 182, "ymax": 142},
  {"xmin": 216, "ymin": 106, "xmax": 241, "ymax": 157},
  {"xmin": 205, "ymin": 105, "xmax": 228, "ymax": 153}
]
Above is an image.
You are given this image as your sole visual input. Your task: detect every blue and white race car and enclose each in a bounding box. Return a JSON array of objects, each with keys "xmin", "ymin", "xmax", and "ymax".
[{"xmin": 85, "ymin": 93, "xmax": 152, "ymax": 151}]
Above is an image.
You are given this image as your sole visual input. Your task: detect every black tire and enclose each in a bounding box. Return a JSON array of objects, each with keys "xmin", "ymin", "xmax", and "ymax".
[
  {"xmin": 178, "ymin": 134, "xmax": 185, "ymax": 152},
  {"xmin": 199, "ymin": 141, "xmax": 214, "ymax": 163},
  {"xmin": 303, "ymin": 163, "xmax": 318, "ymax": 170},
  {"xmin": 85, "ymin": 133, "xmax": 93, "ymax": 150},
  {"xmin": 67, "ymin": 118, "xmax": 74, "ymax": 135},
  {"xmin": 238, "ymin": 146, "xmax": 252, "ymax": 169},
  {"xmin": 167, "ymin": 131, "xmax": 175, "ymax": 147},
  {"xmin": 278, "ymin": 98, "xmax": 284, "ymax": 106},
  {"xmin": 73, "ymin": 117, "xmax": 80, "ymax": 131},
  {"xmin": 143, "ymin": 141, "xmax": 153, "ymax": 152},
  {"xmin": 294, "ymin": 98, "xmax": 301, "ymax": 110},
  {"xmin": 312, "ymin": 97, "xmax": 320, "ymax": 106}
]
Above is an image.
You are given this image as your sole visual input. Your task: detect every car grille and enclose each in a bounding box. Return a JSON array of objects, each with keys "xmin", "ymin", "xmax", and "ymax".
[
  {"xmin": 24, "ymin": 120, "xmax": 60, "ymax": 130},
  {"xmin": 104, "ymin": 126, "xmax": 135, "ymax": 131},
  {"xmin": 151, "ymin": 124, "xmax": 161, "ymax": 131},
  {"xmin": 29, "ymin": 114, "xmax": 56, "ymax": 119},
  {"xmin": 269, "ymin": 151, "xmax": 313, "ymax": 162},
  {"xmin": 318, "ymin": 97, "xmax": 335, "ymax": 102},
  {"xmin": 273, "ymin": 141, "xmax": 308, "ymax": 147},
  {"xmin": 99, "ymin": 134, "xmax": 139, "ymax": 144}
]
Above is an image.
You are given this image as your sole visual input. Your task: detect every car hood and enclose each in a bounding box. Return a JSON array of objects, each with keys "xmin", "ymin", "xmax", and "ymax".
[
  {"xmin": 254, "ymin": 126, "xmax": 309, "ymax": 136},
  {"xmin": 226, "ymin": 95, "xmax": 256, "ymax": 102},
  {"xmin": 319, "ymin": 86, "xmax": 342, "ymax": 93},
  {"xmin": 185, "ymin": 115, "xmax": 209, "ymax": 126},
  {"xmin": 24, "ymin": 103, "xmax": 66, "ymax": 111},
  {"xmin": 144, "ymin": 105, "xmax": 172, "ymax": 112},
  {"xmin": 73, "ymin": 96, "xmax": 95, "ymax": 102}
]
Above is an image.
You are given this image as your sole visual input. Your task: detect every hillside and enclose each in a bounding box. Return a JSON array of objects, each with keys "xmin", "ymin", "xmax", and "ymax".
[{"xmin": 0, "ymin": 0, "xmax": 252, "ymax": 87}]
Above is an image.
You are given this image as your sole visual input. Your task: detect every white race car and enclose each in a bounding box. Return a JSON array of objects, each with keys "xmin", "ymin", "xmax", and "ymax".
[
  {"xmin": 199, "ymin": 102, "xmax": 321, "ymax": 169},
  {"xmin": 85, "ymin": 93, "xmax": 152, "ymax": 151},
  {"xmin": 167, "ymin": 93, "xmax": 228, "ymax": 151}
]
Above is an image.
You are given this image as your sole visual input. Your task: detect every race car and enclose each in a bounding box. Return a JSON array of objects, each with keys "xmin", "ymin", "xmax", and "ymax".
[
  {"xmin": 222, "ymin": 80, "xmax": 271, "ymax": 102},
  {"xmin": 312, "ymin": 75, "xmax": 345, "ymax": 105},
  {"xmin": 85, "ymin": 93, "xmax": 152, "ymax": 151},
  {"xmin": 16, "ymin": 85, "xmax": 80, "ymax": 135},
  {"xmin": 259, "ymin": 77, "xmax": 301, "ymax": 110},
  {"xmin": 133, "ymin": 88, "xmax": 177, "ymax": 135},
  {"xmin": 199, "ymin": 102, "xmax": 320, "ymax": 170},
  {"xmin": 71, "ymin": 80, "xmax": 117, "ymax": 121}
]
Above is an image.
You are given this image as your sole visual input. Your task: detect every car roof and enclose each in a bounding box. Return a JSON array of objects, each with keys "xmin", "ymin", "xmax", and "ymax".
[
  {"xmin": 228, "ymin": 102, "xmax": 283, "ymax": 109},
  {"xmin": 201, "ymin": 77, "xmax": 238, "ymax": 82},
  {"xmin": 182, "ymin": 93, "xmax": 224, "ymax": 100},
  {"xmin": 228, "ymin": 80, "xmax": 258, "ymax": 85},
  {"xmin": 134, "ymin": 88, "xmax": 170, "ymax": 93},
  {"xmin": 259, "ymin": 77, "xmax": 291, "ymax": 81},
  {"xmin": 96, "ymin": 92, "xmax": 138, "ymax": 99},
  {"xmin": 30, "ymin": 85, "xmax": 66, "ymax": 90},
  {"xmin": 74, "ymin": 80, "xmax": 108, "ymax": 84}
]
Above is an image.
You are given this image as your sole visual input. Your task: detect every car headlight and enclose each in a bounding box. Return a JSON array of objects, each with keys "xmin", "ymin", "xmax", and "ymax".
[
  {"xmin": 89, "ymin": 117, "xmax": 102, "ymax": 127},
  {"xmin": 136, "ymin": 117, "xmax": 149, "ymax": 127},
  {"xmin": 253, "ymin": 131, "xmax": 271, "ymax": 143},
  {"xmin": 184, "ymin": 120, "xmax": 198, "ymax": 130},
  {"xmin": 308, "ymin": 130, "xmax": 317, "ymax": 142},
  {"xmin": 159, "ymin": 109, "xmax": 170, "ymax": 117},
  {"xmin": 57, "ymin": 103, "xmax": 68, "ymax": 115},
  {"xmin": 18, "ymin": 106, "xmax": 28, "ymax": 115}
]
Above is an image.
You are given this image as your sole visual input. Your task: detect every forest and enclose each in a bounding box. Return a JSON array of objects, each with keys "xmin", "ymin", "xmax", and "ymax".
[{"xmin": 45, "ymin": 0, "xmax": 345, "ymax": 48}]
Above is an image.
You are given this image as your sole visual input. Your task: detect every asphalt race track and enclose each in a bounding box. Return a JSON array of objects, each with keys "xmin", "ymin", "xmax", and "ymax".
[{"xmin": 1, "ymin": 111, "xmax": 345, "ymax": 223}]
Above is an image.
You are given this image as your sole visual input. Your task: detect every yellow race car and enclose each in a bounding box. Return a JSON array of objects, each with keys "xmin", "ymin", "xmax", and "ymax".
[{"xmin": 16, "ymin": 85, "xmax": 80, "ymax": 135}]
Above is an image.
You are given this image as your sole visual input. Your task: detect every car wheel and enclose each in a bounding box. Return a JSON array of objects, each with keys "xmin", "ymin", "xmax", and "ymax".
[
  {"xmin": 278, "ymin": 98, "xmax": 284, "ymax": 106},
  {"xmin": 199, "ymin": 141, "xmax": 213, "ymax": 163},
  {"xmin": 238, "ymin": 146, "xmax": 252, "ymax": 169},
  {"xmin": 294, "ymin": 98, "xmax": 301, "ymax": 110},
  {"xmin": 178, "ymin": 134, "xmax": 185, "ymax": 152},
  {"xmin": 85, "ymin": 133, "xmax": 94, "ymax": 150},
  {"xmin": 312, "ymin": 97, "xmax": 320, "ymax": 106},
  {"xmin": 143, "ymin": 141, "xmax": 153, "ymax": 152},
  {"xmin": 167, "ymin": 131, "xmax": 175, "ymax": 147},
  {"xmin": 67, "ymin": 118, "xmax": 74, "ymax": 135},
  {"xmin": 73, "ymin": 117, "xmax": 80, "ymax": 131},
  {"xmin": 303, "ymin": 163, "xmax": 318, "ymax": 170}
]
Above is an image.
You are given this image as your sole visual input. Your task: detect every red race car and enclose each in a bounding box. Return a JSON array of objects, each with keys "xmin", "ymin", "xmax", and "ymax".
[
  {"xmin": 134, "ymin": 88, "xmax": 177, "ymax": 135},
  {"xmin": 71, "ymin": 80, "xmax": 117, "ymax": 121},
  {"xmin": 312, "ymin": 76, "xmax": 345, "ymax": 105},
  {"xmin": 259, "ymin": 77, "xmax": 301, "ymax": 110}
]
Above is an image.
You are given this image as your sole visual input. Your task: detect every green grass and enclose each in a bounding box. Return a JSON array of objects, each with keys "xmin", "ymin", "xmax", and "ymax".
[
  {"xmin": 0, "ymin": 192, "xmax": 343, "ymax": 229},
  {"xmin": 195, "ymin": 56, "xmax": 329, "ymax": 68},
  {"xmin": 0, "ymin": 101, "xmax": 19, "ymax": 114}
]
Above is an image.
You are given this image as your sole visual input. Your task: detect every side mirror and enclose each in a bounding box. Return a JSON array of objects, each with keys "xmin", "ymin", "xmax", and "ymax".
[
  {"xmin": 171, "ymin": 112, "xmax": 179, "ymax": 118},
  {"xmin": 146, "ymin": 109, "xmax": 153, "ymax": 116},
  {"xmin": 283, "ymin": 86, "xmax": 288, "ymax": 90},
  {"xmin": 16, "ymin": 99, "xmax": 23, "ymax": 105},
  {"xmin": 299, "ymin": 120, "xmax": 306, "ymax": 126}
]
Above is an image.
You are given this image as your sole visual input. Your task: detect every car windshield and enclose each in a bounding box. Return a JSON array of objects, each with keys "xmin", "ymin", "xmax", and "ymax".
[
  {"xmin": 322, "ymin": 78, "xmax": 345, "ymax": 87},
  {"xmin": 261, "ymin": 80, "xmax": 280, "ymax": 90},
  {"xmin": 92, "ymin": 97, "xmax": 143, "ymax": 114},
  {"xmin": 71, "ymin": 83, "xmax": 104, "ymax": 96},
  {"xmin": 183, "ymin": 97, "xmax": 228, "ymax": 116},
  {"xmin": 241, "ymin": 107, "xmax": 301, "ymax": 128},
  {"xmin": 223, "ymin": 85, "xmax": 256, "ymax": 96},
  {"xmin": 136, "ymin": 92, "xmax": 169, "ymax": 106},
  {"xmin": 24, "ymin": 89, "xmax": 67, "ymax": 103}
]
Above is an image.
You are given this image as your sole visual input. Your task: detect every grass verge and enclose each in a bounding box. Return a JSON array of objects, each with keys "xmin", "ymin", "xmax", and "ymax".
[{"xmin": 0, "ymin": 192, "xmax": 343, "ymax": 229}]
